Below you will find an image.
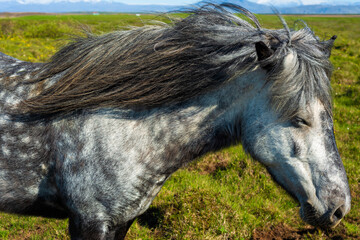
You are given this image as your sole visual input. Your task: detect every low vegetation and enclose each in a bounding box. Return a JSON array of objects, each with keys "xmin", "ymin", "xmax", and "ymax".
[{"xmin": 0, "ymin": 13, "xmax": 359, "ymax": 239}]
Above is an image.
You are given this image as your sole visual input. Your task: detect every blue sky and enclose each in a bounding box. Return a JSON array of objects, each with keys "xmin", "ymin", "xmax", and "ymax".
[{"xmin": 7, "ymin": 0, "xmax": 360, "ymax": 5}]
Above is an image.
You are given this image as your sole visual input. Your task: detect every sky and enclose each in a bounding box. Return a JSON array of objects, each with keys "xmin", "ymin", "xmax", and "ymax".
[{"xmin": 4, "ymin": 0, "xmax": 360, "ymax": 5}]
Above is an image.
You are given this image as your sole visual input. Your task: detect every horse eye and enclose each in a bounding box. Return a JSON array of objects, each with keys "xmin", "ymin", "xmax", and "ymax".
[{"xmin": 292, "ymin": 117, "xmax": 309, "ymax": 128}]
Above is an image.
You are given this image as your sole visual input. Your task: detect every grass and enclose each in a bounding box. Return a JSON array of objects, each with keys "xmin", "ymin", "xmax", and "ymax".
[{"xmin": 0, "ymin": 13, "xmax": 359, "ymax": 239}]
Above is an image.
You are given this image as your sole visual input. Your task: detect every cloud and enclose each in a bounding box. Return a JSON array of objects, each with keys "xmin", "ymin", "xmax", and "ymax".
[
  {"xmin": 17, "ymin": 0, "xmax": 103, "ymax": 4},
  {"xmin": 255, "ymin": 0, "xmax": 327, "ymax": 5}
]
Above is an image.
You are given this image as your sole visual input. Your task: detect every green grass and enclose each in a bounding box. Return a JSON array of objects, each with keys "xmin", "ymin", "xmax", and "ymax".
[{"xmin": 0, "ymin": 13, "xmax": 359, "ymax": 239}]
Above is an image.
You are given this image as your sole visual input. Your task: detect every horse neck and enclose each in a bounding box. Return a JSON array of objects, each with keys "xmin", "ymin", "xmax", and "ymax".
[
  {"xmin": 138, "ymin": 67, "xmax": 268, "ymax": 166},
  {"xmin": 197, "ymin": 68, "xmax": 267, "ymax": 150},
  {"xmin": 55, "ymin": 68, "xmax": 268, "ymax": 176}
]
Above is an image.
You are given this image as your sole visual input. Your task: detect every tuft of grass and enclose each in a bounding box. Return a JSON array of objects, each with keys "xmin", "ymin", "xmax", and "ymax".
[{"xmin": 0, "ymin": 13, "xmax": 359, "ymax": 239}]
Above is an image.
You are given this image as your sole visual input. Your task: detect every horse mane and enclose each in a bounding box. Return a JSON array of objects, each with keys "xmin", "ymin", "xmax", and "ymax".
[{"xmin": 15, "ymin": 3, "xmax": 333, "ymax": 119}]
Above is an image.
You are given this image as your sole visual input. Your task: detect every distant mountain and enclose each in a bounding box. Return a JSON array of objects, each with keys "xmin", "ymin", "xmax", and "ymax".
[
  {"xmin": 0, "ymin": 0, "xmax": 359, "ymax": 14},
  {"xmin": 250, "ymin": 0, "xmax": 303, "ymax": 8},
  {"xmin": 280, "ymin": 4, "xmax": 360, "ymax": 14},
  {"xmin": 253, "ymin": 0, "xmax": 360, "ymax": 7},
  {"xmin": 0, "ymin": 0, "xmax": 270, "ymax": 13},
  {"xmin": 0, "ymin": 0, "xmax": 273, "ymax": 14},
  {"xmin": 199, "ymin": 0, "xmax": 272, "ymax": 13},
  {"xmin": 0, "ymin": 1, "xmax": 182, "ymax": 13}
]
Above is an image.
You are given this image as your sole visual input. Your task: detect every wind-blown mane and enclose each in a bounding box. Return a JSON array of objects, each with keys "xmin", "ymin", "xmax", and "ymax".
[{"xmin": 15, "ymin": 3, "xmax": 333, "ymax": 119}]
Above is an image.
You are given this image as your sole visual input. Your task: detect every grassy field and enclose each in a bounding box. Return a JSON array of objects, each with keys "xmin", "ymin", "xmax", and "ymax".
[{"xmin": 0, "ymin": 13, "xmax": 359, "ymax": 239}]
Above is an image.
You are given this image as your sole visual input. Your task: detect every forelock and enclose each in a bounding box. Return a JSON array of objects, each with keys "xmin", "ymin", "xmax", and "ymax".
[{"xmin": 260, "ymin": 28, "xmax": 333, "ymax": 120}]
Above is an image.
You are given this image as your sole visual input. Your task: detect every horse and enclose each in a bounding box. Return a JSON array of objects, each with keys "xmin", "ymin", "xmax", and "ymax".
[{"xmin": 0, "ymin": 3, "xmax": 351, "ymax": 239}]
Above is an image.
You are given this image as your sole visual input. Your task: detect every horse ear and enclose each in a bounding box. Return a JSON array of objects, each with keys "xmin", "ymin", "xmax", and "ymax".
[
  {"xmin": 322, "ymin": 35, "xmax": 337, "ymax": 58},
  {"xmin": 255, "ymin": 41, "xmax": 274, "ymax": 61}
]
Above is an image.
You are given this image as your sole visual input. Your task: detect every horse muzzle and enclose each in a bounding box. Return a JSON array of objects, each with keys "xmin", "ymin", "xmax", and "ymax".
[{"xmin": 300, "ymin": 200, "xmax": 351, "ymax": 229}]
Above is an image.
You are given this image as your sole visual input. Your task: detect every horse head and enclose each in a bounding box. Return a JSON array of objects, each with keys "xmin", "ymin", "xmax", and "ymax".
[{"xmin": 241, "ymin": 35, "xmax": 351, "ymax": 228}]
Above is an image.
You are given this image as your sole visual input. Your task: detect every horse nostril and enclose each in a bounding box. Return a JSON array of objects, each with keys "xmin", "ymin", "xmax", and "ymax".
[
  {"xmin": 332, "ymin": 204, "xmax": 345, "ymax": 222},
  {"xmin": 334, "ymin": 207, "xmax": 344, "ymax": 219}
]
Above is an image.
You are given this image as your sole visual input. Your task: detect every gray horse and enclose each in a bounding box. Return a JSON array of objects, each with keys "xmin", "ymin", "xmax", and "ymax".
[{"xmin": 0, "ymin": 4, "xmax": 351, "ymax": 239}]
